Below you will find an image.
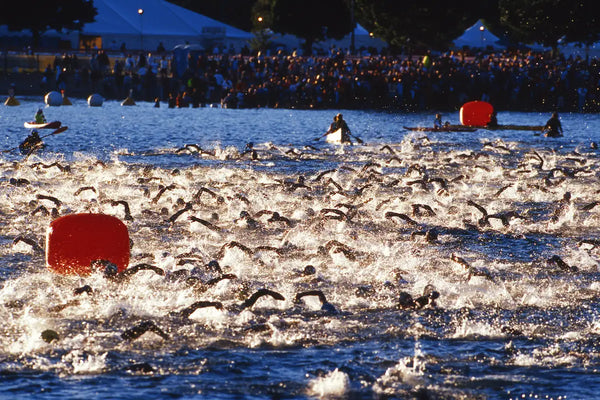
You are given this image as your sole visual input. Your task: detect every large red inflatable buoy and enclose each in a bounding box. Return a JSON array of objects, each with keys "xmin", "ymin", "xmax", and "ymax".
[
  {"xmin": 46, "ymin": 213, "xmax": 130, "ymax": 275},
  {"xmin": 460, "ymin": 101, "xmax": 494, "ymax": 126}
]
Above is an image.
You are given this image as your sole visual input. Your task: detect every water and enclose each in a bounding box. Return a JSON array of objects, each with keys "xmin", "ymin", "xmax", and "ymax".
[{"xmin": 1, "ymin": 98, "xmax": 600, "ymax": 399}]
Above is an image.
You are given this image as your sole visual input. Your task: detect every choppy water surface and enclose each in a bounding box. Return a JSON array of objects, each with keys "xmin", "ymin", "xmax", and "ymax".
[{"xmin": 1, "ymin": 99, "xmax": 600, "ymax": 399}]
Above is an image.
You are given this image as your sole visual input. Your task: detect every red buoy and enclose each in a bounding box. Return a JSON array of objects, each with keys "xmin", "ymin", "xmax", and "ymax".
[
  {"xmin": 459, "ymin": 101, "xmax": 494, "ymax": 126},
  {"xmin": 46, "ymin": 213, "xmax": 130, "ymax": 275}
]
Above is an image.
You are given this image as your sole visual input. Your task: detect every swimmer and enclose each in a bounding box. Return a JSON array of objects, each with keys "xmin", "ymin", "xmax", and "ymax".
[
  {"xmin": 385, "ymin": 156, "xmax": 402, "ymax": 165},
  {"xmin": 121, "ymin": 320, "xmax": 169, "ymax": 341},
  {"xmin": 320, "ymin": 208, "xmax": 350, "ymax": 222},
  {"xmin": 35, "ymin": 161, "xmax": 71, "ymax": 172},
  {"xmin": 294, "ymin": 290, "xmax": 338, "ymax": 314},
  {"xmin": 411, "ymin": 203, "xmax": 436, "ymax": 217},
  {"xmin": 380, "ymin": 145, "xmax": 396, "ymax": 155},
  {"xmin": 188, "ymin": 273, "xmax": 238, "ymax": 292},
  {"xmin": 450, "ymin": 254, "xmax": 494, "ymax": 282},
  {"xmin": 384, "ymin": 211, "xmax": 418, "ymax": 226},
  {"xmin": 313, "ymin": 169, "xmax": 337, "ymax": 182},
  {"xmin": 99, "ymin": 260, "xmax": 165, "ymax": 282},
  {"xmin": 550, "ymin": 192, "xmax": 572, "ymax": 222},
  {"xmin": 9, "ymin": 178, "xmax": 30, "ymax": 187},
  {"xmin": 37, "ymin": 194, "xmax": 62, "ymax": 208},
  {"xmin": 41, "ymin": 329, "xmax": 59, "ymax": 343},
  {"xmin": 188, "ymin": 216, "xmax": 221, "ymax": 232},
  {"xmin": 31, "ymin": 205, "xmax": 51, "ymax": 216},
  {"xmin": 167, "ymin": 202, "xmax": 193, "ymax": 224},
  {"xmin": 216, "ymin": 241, "xmax": 253, "ymax": 259},
  {"xmin": 398, "ymin": 286, "xmax": 439, "ymax": 310},
  {"xmin": 546, "ymin": 255, "xmax": 578, "ymax": 272},
  {"xmin": 581, "ymin": 201, "xmax": 600, "ymax": 211},
  {"xmin": 279, "ymin": 175, "xmax": 309, "ymax": 192},
  {"xmin": 193, "ymin": 187, "xmax": 224, "ymax": 204},
  {"xmin": 234, "ymin": 211, "xmax": 260, "ymax": 230},
  {"xmin": 12, "ymin": 235, "xmax": 43, "ymax": 253},
  {"xmin": 267, "ymin": 211, "xmax": 293, "ymax": 226},
  {"xmin": 170, "ymin": 301, "xmax": 224, "ymax": 319},
  {"xmin": 124, "ymin": 363, "xmax": 155, "ymax": 373},
  {"xmin": 73, "ymin": 186, "xmax": 97, "ymax": 196},
  {"xmin": 74, "ymin": 285, "xmax": 93, "ymax": 295},
  {"xmin": 324, "ymin": 177, "xmax": 344, "ymax": 193},
  {"xmin": 103, "ymin": 199, "xmax": 133, "ymax": 221},
  {"xmin": 494, "ymin": 184, "xmax": 512, "ymax": 197},
  {"xmin": 239, "ymin": 288, "xmax": 285, "ymax": 310},
  {"xmin": 410, "ymin": 229, "xmax": 439, "ymax": 243},
  {"xmin": 151, "ymin": 184, "xmax": 177, "ymax": 204}
]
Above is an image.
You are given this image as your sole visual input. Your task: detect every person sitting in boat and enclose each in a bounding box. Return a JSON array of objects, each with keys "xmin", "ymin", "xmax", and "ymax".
[
  {"xmin": 19, "ymin": 130, "xmax": 43, "ymax": 154},
  {"xmin": 326, "ymin": 115, "xmax": 338, "ymax": 134},
  {"xmin": 487, "ymin": 111, "xmax": 498, "ymax": 128},
  {"xmin": 334, "ymin": 113, "xmax": 352, "ymax": 143},
  {"xmin": 543, "ymin": 112, "xmax": 563, "ymax": 137},
  {"xmin": 322, "ymin": 113, "xmax": 352, "ymax": 143},
  {"xmin": 434, "ymin": 113, "xmax": 443, "ymax": 129},
  {"xmin": 35, "ymin": 108, "xmax": 46, "ymax": 124}
]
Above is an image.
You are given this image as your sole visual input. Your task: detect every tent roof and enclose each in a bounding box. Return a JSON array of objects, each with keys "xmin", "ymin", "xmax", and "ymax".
[
  {"xmin": 82, "ymin": 0, "xmax": 252, "ymax": 39},
  {"xmin": 453, "ymin": 20, "xmax": 503, "ymax": 49}
]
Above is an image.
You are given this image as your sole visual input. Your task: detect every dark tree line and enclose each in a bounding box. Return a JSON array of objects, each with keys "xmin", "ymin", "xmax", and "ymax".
[
  {"xmin": 0, "ymin": 0, "xmax": 96, "ymax": 48},
  {"xmin": 2, "ymin": 0, "xmax": 599, "ymax": 54}
]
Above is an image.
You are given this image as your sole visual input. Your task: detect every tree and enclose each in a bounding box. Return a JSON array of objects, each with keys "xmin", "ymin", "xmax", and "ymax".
[
  {"xmin": 268, "ymin": 0, "xmax": 354, "ymax": 53},
  {"xmin": 170, "ymin": 0, "xmax": 258, "ymax": 32},
  {"xmin": 355, "ymin": 0, "xmax": 498, "ymax": 52},
  {"xmin": 499, "ymin": 0, "xmax": 600, "ymax": 51},
  {"xmin": 0, "ymin": 0, "xmax": 97, "ymax": 48}
]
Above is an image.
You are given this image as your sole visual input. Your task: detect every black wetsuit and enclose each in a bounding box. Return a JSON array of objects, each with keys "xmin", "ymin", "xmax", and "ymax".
[
  {"xmin": 335, "ymin": 119, "xmax": 351, "ymax": 143},
  {"xmin": 544, "ymin": 115, "xmax": 563, "ymax": 137},
  {"xmin": 19, "ymin": 132, "xmax": 43, "ymax": 154}
]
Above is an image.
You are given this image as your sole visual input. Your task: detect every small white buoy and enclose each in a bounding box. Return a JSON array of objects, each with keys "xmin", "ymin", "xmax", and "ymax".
[
  {"xmin": 45, "ymin": 91, "xmax": 63, "ymax": 106},
  {"xmin": 87, "ymin": 94, "xmax": 104, "ymax": 107}
]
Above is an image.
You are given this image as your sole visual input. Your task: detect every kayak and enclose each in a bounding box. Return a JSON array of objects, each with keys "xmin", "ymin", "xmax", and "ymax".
[
  {"xmin": 481, "ymin": 124, "xmax": 544, "ymax": 131},
  {"xmin": 19, "ymin": 140, "xmax": 45, "ymax": 155},
  {"xmin": 404, "ymin": 126, "xmax": 478, "ymax": 132},
  {"xmin": 326, "ymin": 128, "xmax": 352, "ymax": 144},
  {"xmin": 24, "ymin": 121, "xmax": 61, "ymax": 129}
]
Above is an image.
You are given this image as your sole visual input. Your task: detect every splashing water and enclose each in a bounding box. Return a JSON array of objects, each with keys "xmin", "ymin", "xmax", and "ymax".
[{"xmin": 1, "ymin": 101, "xmax": 600, "ymax": 398}]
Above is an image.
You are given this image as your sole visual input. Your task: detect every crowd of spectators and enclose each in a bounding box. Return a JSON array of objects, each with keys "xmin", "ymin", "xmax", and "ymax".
[{"xmin": 45, "ymin": 47, "xmax": 600, "ymax": 112}]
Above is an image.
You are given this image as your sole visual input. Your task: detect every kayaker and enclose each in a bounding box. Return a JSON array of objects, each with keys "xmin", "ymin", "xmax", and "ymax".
[
  {"xmin": 487, "ymin": 111, "xmax": 498, "ymax": 127},
  {"xmin": 35, "ymin": 108, "xmax": 46, "ymax": 124},
  {"xmin": 333, "ymin": 113, "xmax": 352, "ymax": 143},
  {"xmin": 321, "ymin": 113, "xmax": 352, "ymax": 143},
  {"xmin": 543, "ymin": 112, "xmax": 563, "ymax": 137},
  {"xmin": 434, "ymin": 113, "xmax": 443, "ymax": 129},
  {"xmin": 19, "ymin": 130, "xmax": 43, "ymax": 154}
]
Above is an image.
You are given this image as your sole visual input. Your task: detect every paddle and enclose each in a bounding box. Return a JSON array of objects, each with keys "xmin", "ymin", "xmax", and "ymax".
[
  {"xmin": 1, "ymin": 126, "xmax": 68, "ymax": 154},
  {"xmin": 350, "ymin": 133, "xmax": 364, "ymax": 144},
  {"xmin": 314, "ymin": 130, "xmax": 332, "ymax": 141},
  {"xmin": 314, "ymin": 130, "xmax": 364, "ymax": 144}
]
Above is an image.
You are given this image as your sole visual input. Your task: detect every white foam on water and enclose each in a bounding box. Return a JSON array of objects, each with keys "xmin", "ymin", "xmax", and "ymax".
[{"xmin": 307, "ymin": 368, "xmax": 350, "ymax": 398}]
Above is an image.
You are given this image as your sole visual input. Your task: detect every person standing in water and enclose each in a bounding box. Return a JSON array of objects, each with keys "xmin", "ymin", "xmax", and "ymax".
[{"xmin": 543, "ymin": 112, "xmax": 563, "ymax": 137}]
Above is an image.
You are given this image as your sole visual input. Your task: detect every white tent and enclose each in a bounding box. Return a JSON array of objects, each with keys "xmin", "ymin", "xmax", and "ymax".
[
  {"xmin": 453, "ymin": 20, "xmax": 504, "ymax": 50},
  {"xmin": 316, "ymin": 24, "xmax": 387, "ymax": 53},
  {"xmin": 261, "ymin": 24, "xmax": 387, "ymax": 55},
  {"xmin": 79, "ymin": 0, "xmax": 253, "ymax": 52}
]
